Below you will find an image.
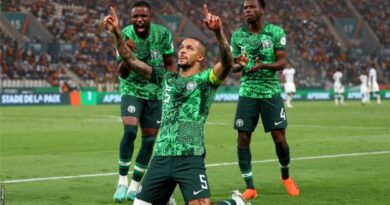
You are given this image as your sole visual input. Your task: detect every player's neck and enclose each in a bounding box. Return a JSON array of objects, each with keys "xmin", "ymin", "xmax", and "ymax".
[
  {"xmin": 248, "ymin": 20, "xmax": 264, "ymax": 34},
  {"xmin": 135, "ymin": 28, "xmax": 150, "ymax": 39},
  {"xmin": 179, "ymin": 65, "xmax": 203, "ymax": 77}
]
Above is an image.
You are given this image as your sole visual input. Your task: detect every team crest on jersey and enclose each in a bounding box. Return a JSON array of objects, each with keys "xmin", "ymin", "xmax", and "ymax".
[
  {"xmin": 236, "ymin": 119, "xmax": 244, "ymax": 127},
  {"xmin": 127, "ymin": 105, "xmax": 136, "ymax": 113},
  {"xmin": 261, "ymin": 39, "xmax": 273, "ymax": 49},
  {"xmin": 186, "ymin": 81, "xmax": 197, "ymax": 92},
  {"xmin": 150, "ymin": 50, "xmax": 161, "ymax": 59}
]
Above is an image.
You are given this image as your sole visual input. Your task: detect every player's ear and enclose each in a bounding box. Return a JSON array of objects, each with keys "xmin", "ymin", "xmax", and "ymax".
[
  {"xmin": 150, "ymin": 9, "xmax": 154, "ymax": 18},
  {"xmin": 197, "ymin": 54, "xmax": 205, "ymax": 62}
]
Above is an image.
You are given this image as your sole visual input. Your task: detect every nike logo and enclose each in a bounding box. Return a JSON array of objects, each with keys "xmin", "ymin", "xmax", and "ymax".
[
  {"xmin": 274, "ymin": 121, "xmax": 284, "ymax": 126},
  {"xmin": 156, "ymin": 120, "xmax": 161, "ymax": 124},
  {"xmin": 193, "ymin": 189, "xmax": 204, "ymax": 195}
]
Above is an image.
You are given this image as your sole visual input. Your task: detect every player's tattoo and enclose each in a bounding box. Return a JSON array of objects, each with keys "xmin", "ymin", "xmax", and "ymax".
[
  {"xmin": 113, "ymin": 28, "xmax": 153, "ymax": 80},
  {"xmin": 215, "ymin": 30, "xmax": 233, "ymax": 78}
]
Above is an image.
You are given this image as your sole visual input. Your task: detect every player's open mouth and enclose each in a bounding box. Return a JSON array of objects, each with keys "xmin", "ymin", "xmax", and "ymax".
[
  {"xmin": 135, "ymin": 23, "xmax": 146, "ymax": 32},
  {"xmin": 136, "ymin": 27, "xmax": 145, "ymax": 33}
]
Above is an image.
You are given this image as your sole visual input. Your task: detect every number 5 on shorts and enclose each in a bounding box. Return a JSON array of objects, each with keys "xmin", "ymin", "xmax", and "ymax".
[{"xmin": 199, "ymin": 174, "xmax": 208, "ymax": 189}]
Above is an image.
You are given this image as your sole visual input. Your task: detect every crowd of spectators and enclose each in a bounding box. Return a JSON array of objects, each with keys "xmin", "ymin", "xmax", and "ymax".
[
  {"xmin": 0, "ymin": 29, "xmax": 71, "ymax": 89},
  {"xmin": 354, "ymin": 0, "xmax": 390, "ymax": 48},
  {"xmin": 1, "ymin": 0, "xmax": 389, "ymax": 90},
  {"xmin": 316, "ymin": 0, "xmax": 353, "ymax": 21}
]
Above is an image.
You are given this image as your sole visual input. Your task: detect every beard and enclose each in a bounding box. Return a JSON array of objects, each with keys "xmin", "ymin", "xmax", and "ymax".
[{"xmin": 178, "ymin": 62, "xmax": 191, "ymax": 71}]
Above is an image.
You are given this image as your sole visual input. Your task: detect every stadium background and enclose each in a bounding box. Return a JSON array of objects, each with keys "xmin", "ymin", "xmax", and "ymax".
[{"xmin": 1, "ymin": 0, "xmax": 390, "ymax": 205}]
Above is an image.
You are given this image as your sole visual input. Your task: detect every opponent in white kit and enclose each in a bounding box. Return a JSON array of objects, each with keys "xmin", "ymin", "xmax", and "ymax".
[
  {"xmin": 282, "ymin": 63, "xmax": 296, "ymax": 108},
  {"xmin": 333, "ymin": 69, "xmax": 345, "ymax": 105},
  {"xmin": 368, "ymin": 65, "xmax": 381, "ymax": 104}
]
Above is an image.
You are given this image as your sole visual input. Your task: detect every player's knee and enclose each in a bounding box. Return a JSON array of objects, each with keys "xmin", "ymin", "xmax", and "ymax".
[
  {"xmin": 237, "ymin": 134, "xmax": 251, "ymax": 148},
  {"xmin": 133, "ymin": 198, "xmax": 152, "ymax": 205},
  {"xmin": 123, "ymin": 125, "xmax": 138, "ymax": 142},
  {"xmin": 141, "ymin": 136, "xmax": 155, "ymax": 149},
  {"xmin": 272, "ymin": 131, "xmax": 287, "ymax": 144},
  {"xmin": 273, "ymin": 137, "xmax": 287, "ymax": 145}
]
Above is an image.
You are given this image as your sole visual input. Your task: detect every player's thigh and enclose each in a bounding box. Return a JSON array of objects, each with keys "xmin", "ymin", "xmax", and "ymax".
[
  {"xmin": 259, "ymin": 95, "xmax": 288, "ymax": 132},
  {"xmin": 172, "ymin": 156, "xmax": 211, "ymax": 203},
  {"xmin": 372, "ymin": 83, "xmax": 380, "ymax": 92},
  {"xmin": 136, "ymin": 156, "xmax": 175, "ymax": 204},
  {"xmin": 121, "ymin": 95, "xmax": 144, "ymax": 119},
  {"xmin": 234, "ymin": 96, "xmax": 260, "ymax": 132},
  {"xmin": 140, "ymin": 99, "xmax": 162, "ymax": 129},
  {"xmin": 284, "ymin": 83, "xmax": 295, "ymax": 93}
]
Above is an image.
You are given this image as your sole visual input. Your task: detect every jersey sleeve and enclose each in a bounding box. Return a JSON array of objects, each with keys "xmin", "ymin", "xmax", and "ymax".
[
  {"xmin": 151, "ymin": 66, "xmax": 169, "ymax": 87},
  {"xmin": 230, "ymin": 31, "xmax": 241, "ymax": 59},
  {"xmin": 162, "ymin": 29, "xmax": 175, "ymax": 56},
  {"xmin": 274, "ymin": 27, "xmax": 287, "ymax": 51}
]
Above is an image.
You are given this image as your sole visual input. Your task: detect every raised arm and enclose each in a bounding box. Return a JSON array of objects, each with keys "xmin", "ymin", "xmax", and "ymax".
[
  {"xmin": 203, "ymin": 5, "xmax": 233, "ymax": 81},
  {"xmin": 104, "ymin": 7, "xmax": 153, "ymax": 80}
]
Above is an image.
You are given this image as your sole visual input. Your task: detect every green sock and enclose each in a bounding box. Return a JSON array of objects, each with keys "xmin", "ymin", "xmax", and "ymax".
[
  {"xmin": 119, "ymin": 125, "xmax": 137, "ymax": 176},
  {"xmin": 238, "ymin": 147, "xmax": 255, "ymax": 189},
  {"xmin": 275, "ymin": 143, "xmax": 290, "ymax": 179},
  {"xmin": 132, "ymin": 163, "xmax": 147, "ymax": 182}
]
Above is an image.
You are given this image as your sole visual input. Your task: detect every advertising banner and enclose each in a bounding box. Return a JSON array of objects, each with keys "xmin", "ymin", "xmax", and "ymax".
[{"xmin": 0, "ymin": 93, "xmax": 70, "ymax": 106}]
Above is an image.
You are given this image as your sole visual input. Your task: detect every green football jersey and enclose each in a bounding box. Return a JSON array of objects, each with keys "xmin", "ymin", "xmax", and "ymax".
[
  {"xmin": 231, "ymin": 23, "xmax": 287, "ymax": 98},
  {"xmin": 150, "ymin": 68, "xmax": 219, "ymax": 156},
  {"xmin": 117, "ymin": 23, "xmax": 174, "ymax": 100}
]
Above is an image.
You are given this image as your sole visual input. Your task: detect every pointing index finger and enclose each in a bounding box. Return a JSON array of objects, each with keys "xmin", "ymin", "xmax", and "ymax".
[
  {"xmin": 203, "ymin": 4, "xmax": 209, "ymax": 17},
  {"xmin": 110, "ymin": 6, "xmax": 117, "ymax": 18}
]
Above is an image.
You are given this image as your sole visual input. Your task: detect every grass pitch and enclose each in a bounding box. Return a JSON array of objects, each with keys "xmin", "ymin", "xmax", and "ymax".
[{"xmin": 1, "ymin": 101, "xmax": 390, "ymax": 204}]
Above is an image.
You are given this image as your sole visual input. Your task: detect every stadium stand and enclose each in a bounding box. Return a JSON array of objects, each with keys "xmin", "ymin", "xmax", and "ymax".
[
  {"xmin": 1, "ymin": 0, "xmax": 389, "ymax": 90},
  {"xmin": 354, "ymin": 0, "xmax": 390, "ymax": 48}
]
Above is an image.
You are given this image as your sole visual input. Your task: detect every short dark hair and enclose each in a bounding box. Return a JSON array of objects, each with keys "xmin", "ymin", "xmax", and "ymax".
[
  {"xmin": 258, "ymin": 0, "xmax": 266, "ymax": 9},
  {"xmin": 184, "ymin": 36, "xmax": 207, "ymax": 56},
  {"xmin": 131, "ymin": 0, "xmax": 152, "ymax": 11},
  {"xmin": 186, "ymin": 37, "xmax": 207, "ymax": 49}
]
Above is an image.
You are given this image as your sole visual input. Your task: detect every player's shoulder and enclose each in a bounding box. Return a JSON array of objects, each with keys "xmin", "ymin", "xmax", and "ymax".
[
  {"xmin": 265, "ymin": 23, "xmax": 285, "ymax": 33},
  {"xmin": 121, "ymin": 25, "xmax": 134, "ymax": 33},
  {"xmin": 151, "ymin": 23, "xmax": 171, "ymax": 33},
  {"xmin": 232, "ymin": 25, "xmax": 247, "ymax": 36},
  {"xmin": 121, "ymin": 25, "xmax": 135, "ymax": 38}
]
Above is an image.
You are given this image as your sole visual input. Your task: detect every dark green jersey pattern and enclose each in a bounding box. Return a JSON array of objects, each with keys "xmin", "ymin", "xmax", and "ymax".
[
  {"xmin": 117, "ymin": 23, "xmax": 174, "ymax": 100},
  {"xmin": 231, "ymin": 23, "xmax": 287, "ymax": 98},
  {"xmin": 150, "ymin": 68, "xmax": 219, "ymax": 156}
]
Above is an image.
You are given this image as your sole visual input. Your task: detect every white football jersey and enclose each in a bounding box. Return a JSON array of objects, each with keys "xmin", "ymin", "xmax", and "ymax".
[
  {"xmin": 359, "ymin": 74, "xmax": 369, "ymax": 94},
  {"xmin": 359, "ymin": 74, "xmax": 368, "ymax": 86},
  {"xmin": 368, "ymin": 68, "xmax": 380, "ymax": 92},
  {"xmin": 282, "ymin": 67, "xmax": 295, "ymax": 84},
  {"xmin": 368, "ymin": 68, "xmax": 377, "ymax": 85},
  {"xmin": 333, "ymin": 71, "xmax": 342, "ymax": 86}
]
